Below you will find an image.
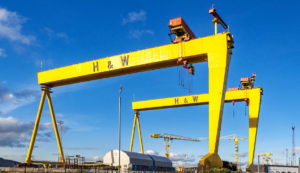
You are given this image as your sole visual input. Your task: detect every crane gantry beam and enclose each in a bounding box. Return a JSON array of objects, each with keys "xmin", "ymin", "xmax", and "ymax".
[
  {"xmin": 37, "ymin": 33, "xmax": 233, "ymax": 87},
  {"xmin": 130, "ymin": 88, "xmax": 262, "ymax": 169},
  {"xmin": 26, "ymin": 32, "xmax": 234, "ymax": 167}
]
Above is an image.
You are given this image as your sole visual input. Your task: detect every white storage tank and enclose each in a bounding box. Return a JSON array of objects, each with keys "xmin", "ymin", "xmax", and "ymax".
[{"xmin": 103, "ymin": 150, "xmax": 173, "ymax": 171}]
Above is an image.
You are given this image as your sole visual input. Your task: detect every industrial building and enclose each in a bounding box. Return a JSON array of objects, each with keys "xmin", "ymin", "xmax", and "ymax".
[
  {"xmin": 103, "ymin": 150, "xmax": 174, "ymax": 171},
  {"xmin": 250, "ymin": 165, "xmax": 300, "ymax": 173}
]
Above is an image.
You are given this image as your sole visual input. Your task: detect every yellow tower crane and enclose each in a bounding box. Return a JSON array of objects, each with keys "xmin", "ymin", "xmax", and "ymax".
[
  {"xmin": 220, "ymin": 134, "xmax": 248, "ymax": 168},
  {"xmin": 150, "ymin": 134, "xmax": 208, "ymax": 158}
]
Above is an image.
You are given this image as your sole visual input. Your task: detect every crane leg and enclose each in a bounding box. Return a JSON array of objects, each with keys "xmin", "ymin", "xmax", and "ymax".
[
  {"xmin": 200, "ymin": 37, "xmax": 232, "ymax": 168},
  {"xmin": 46, "ymin": 91, "xmax": 65, "ymax": 163},
  {"xmin": 136, "ymin": 114, "xmax": 144, "ymax": 153},
  {"xmin": 25, "ymin": 88, "xmax": 47, "ymax": 163},
  {"xmin": 25, "ymin": 86, "xmax": 66, "ymax": 164},
  {"xmin": 129, "ymin": 111, "xmax": 138, "ymax": 152},
  {"xmin": 246, "ymin": 92, "xmax": 261, "ymax": 170}
]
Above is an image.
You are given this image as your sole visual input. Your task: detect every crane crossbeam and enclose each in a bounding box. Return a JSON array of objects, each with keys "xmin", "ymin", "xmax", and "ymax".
[
  {"xmin": 130, "ymin": 88, "xmax": 262, "ymax": 169},
  {"xmin": 132, "ymin": 88, "xmax": 261, "ymax": 111},
  {"xmin": 37, "ymin": 33, "xmax": 233, "ymax": 87}
]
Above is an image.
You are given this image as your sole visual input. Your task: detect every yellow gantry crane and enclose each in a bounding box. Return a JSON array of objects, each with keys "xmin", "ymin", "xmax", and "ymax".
[
  {"xmin": 25, "ymin": 9, "xmax": 236, "ymax": 168},
  {"xmin": 220, "ymin": 134, "xmax": 248, "ymax": 167},
  {"xmin": 130, "ymin": 87, "xmax": 262, "ymax": 169},
  {"xmin": 150, "ymin": 134, "xmax": 208, "ymax": 158}
]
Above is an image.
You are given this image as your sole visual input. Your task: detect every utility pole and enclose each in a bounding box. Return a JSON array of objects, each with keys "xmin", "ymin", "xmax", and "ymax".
[
  {"xmin": 286, "ymin": 148, "xmax": 289, "ymax": 165},
  {"xmin": 292, "ymin": 126, "xmax": 295, "ymax": 166},
  {"xmin": 118, "ymin": 85, "xmax": 123, "ymax": 171},
  {"xmin": 257, "ymin": 155, "xmax": 260, "ymax": 173}
]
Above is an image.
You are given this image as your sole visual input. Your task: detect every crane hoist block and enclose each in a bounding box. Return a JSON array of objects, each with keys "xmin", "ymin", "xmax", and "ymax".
[{"xmin": 168, "ymin": 17, "xmax": 196, "ymax": 43}]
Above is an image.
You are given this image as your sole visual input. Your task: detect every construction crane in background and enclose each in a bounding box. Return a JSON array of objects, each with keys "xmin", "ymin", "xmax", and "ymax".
[
  {"xmin": 220, "ymin": 134, "xmax": 248, "ymax": 167},
  {"xmin": 255, "ymin": 153, "xmax": 273, "ymax": 173},
  {"xmin": 292, "ymin": 126, "xmax": 295, "ymax": 166},
  {"xmin": 150, "ymin": 134, "xmax": 207, "ymax": 158},
  {"xmin": 255, "ymin": 153, "xmax": 273, "ymax": 165},
  {"xmin": 262, "ymin": 156, "xmax": 273, "ymax": 165}
]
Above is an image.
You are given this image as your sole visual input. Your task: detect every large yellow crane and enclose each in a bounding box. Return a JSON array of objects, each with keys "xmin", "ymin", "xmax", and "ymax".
[
  {"xmin": 130, "ymin": 73, "xmax": 262, "ymax": 170},
  {"xmin": 150, "ymin": 134, "xmax": 208, "ymax": 158},
  {"xmin": 220, "ymin": 134, "xmax": 248, "ymax": 168},
  {"xmin": 25, "ymin": 12, "xmax": 234, "ymax": 168},
  {"xmin": 130, "ymin": 87, "xmax": 262, "ymax": 170}
]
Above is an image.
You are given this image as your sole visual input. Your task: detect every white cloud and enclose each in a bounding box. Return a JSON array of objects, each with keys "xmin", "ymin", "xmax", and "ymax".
[
  {"xmin": 0, "ymin": 86, "xmax": 39, "ymax": 115},
  {"xmin": 122, "ymin": 10, "xmax": 146, "ymax": 24},
  {"xmin": 295, "ymin": 147, "xmax": 300, "ymax": 153},
  {"xmin": 239, "ymin": 152, "xmax": 248, "ymax": 158},
  {"xmin": 56, "ymin": 113, "xmax": 64, "ymax": 117},
  {"xmin": 0, "ymin": 117, "xmax": 54, "ymax": 147},
  {"xmin": 43, "ymin": 27, "xmax": 68, "ymax": 41},
  {"xmin": 169, "ymin": 153, "xmax": 198, "ymax": 167},
  {"xmin": 0, "ymin": 7, "xmax": 35, "ymax": 44},
  {"xmin": 56, "ymin": 32, "xmax": 68, "ymax": 40},
  {"xmin": 129, "ymin": 29, "xmax": 154, "ymax": 39},
  {"xmin": 92, "ymin": 156, "xmax": 102, "ymax": 162},
  {"xmin": 144, "ymin": 150, "xmax": 199, "ymax": 167},
  {"xmin": 144, "ymin": 149, "xmax": 159, "ymax": 155},
  {"xmin": 0, "ymin": 48, "xmax": 6, "ymax": 57}
]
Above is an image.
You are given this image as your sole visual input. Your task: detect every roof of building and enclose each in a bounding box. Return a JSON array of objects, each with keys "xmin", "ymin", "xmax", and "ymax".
[{"xmin": 103, "ymin": 150, "xmax": 172, "ymax": 168}]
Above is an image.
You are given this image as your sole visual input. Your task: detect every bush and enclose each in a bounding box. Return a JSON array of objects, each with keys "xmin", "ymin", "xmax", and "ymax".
[{"xmin": 207, "ymin": 168, "xmax": 231, "ymax": 173}]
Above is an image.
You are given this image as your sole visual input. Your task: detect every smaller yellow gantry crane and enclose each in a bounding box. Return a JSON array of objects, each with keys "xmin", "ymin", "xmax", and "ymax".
[
  {"xmin": 220, "ymin": 134, "xmax": 248, "ymax": 168},
  {"xmin": 150, "ymin": 134, "xmax": 207, "ymax": 158}
]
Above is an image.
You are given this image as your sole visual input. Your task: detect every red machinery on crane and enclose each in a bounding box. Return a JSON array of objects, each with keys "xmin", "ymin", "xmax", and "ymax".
[
  {"xmin": 168, "ymin": 17, "xmax": 196, "ymax": 75},
  {"xmin": 168, "ymin": 17, "xmax": 196, "ymax": 43}
]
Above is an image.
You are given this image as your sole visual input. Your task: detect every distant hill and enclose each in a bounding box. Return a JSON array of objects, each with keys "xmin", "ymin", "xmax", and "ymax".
[{"xmin": 0, "ymin": 157, "xmax": 20, "ymax": 167}]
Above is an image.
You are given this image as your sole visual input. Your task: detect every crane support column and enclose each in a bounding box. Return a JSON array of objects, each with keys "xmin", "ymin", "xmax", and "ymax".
[
  {"xmin": 129, "ymin": 111, "xmax": 144, "ymax": 153},
  {"xmin": 201, "ymin": 38, "xmax": 232, "ymax": 167},
  {"xmin": 46, "ymin": 91, "xmax": 65, "ymax": 163},
  {"xmin": 25, "ymin": 86, "xmax": 65, "ymax": 164},
  {"xmin": 247, "ymin": 90, "xmax": 262, "ymax": 170},
  {"xmin": 25, "ymin": 88, "xmax": 47, "ymax": 163},
  {"xmin": 129, "ymin": 111, "xmax": 138, "ymax": 152},
  {"xmin": 136, "ymin": 112, "xmax": 144, "ymax": 154}
]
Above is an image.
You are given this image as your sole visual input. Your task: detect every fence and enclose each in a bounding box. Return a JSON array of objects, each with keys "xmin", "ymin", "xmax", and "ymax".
[{"xmin": 0, "ymin": 168, "xmax": 180, "ymax": 173}]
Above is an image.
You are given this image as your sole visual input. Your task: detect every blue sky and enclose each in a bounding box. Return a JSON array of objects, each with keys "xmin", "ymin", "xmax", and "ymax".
[{"xmin": 0, "ymin": 0, "xmax": 299, "ymax": 167}]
